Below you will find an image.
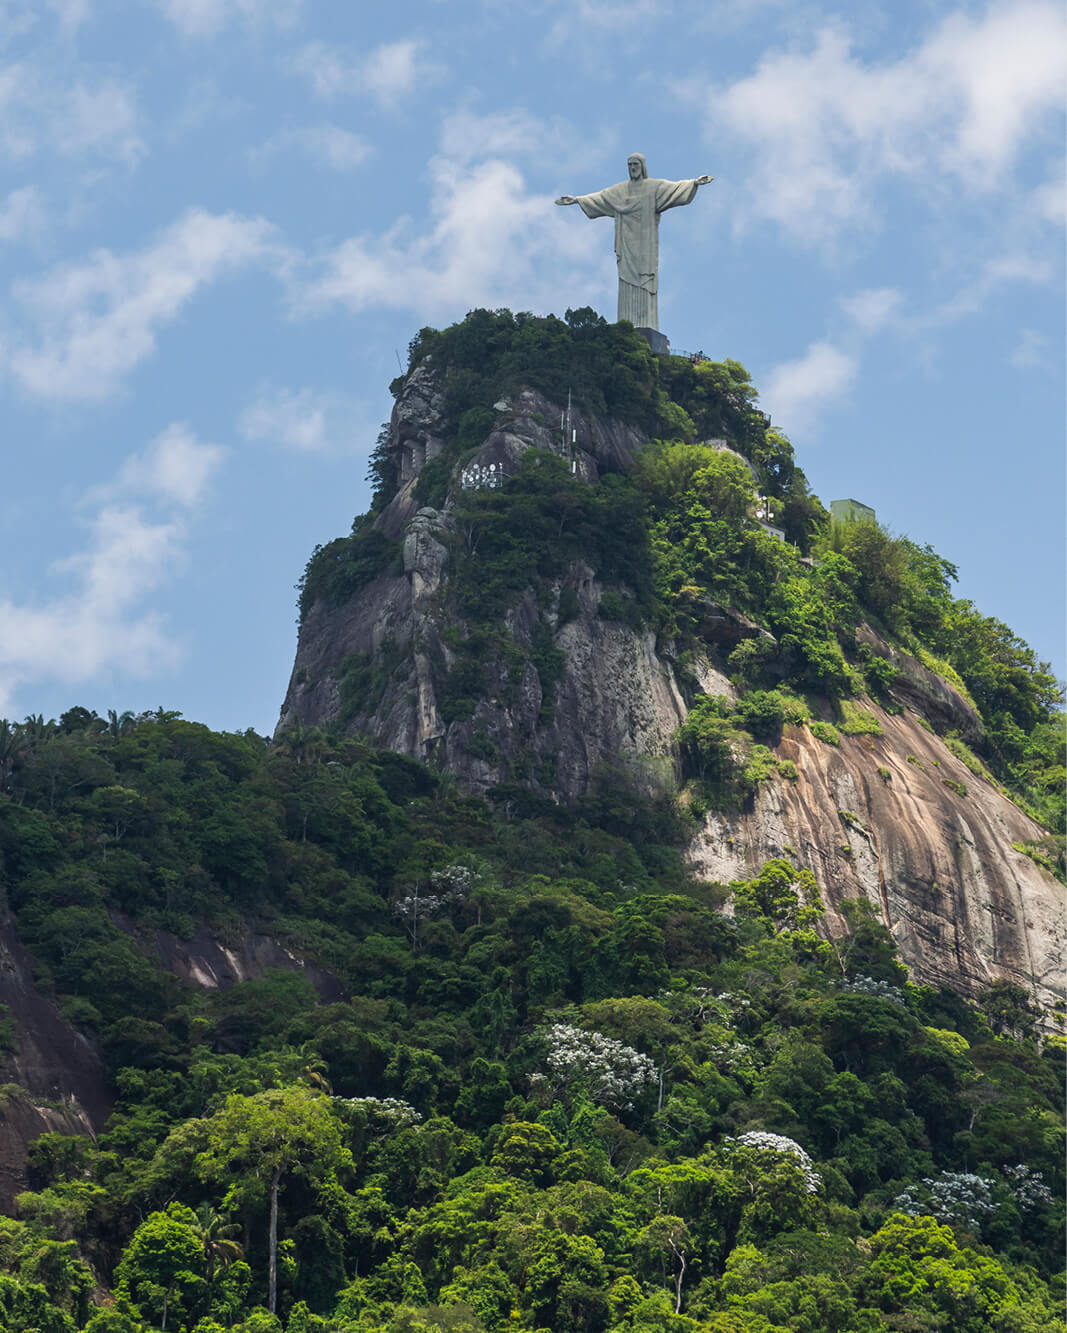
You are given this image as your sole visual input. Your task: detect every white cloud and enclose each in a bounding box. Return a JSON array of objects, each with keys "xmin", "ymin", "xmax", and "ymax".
[
  {"xmin": 1009, "ymin": 328, "xmax": 1049, "ymax": 370},
  {"xmin": 251, "ymin": 123, "xmax": 371, "ymax": 172},
  {"xmin": 0, "ymin": 425, "xmax": 224, "ymax": 713},
  {"xmin": 0, "ymin": 185, "xmax": 43, "ymax": 241},
  {"xmin": 1030, "ymin": 161, "xmax": 1066, "ymax": 225},
  {"xmin": 4, "ymin": 208, "xmax": 279, "ymax": 400},
  {"xmin": 288, "ymin": 40, "xmax": 346, "ymax": 98},
  {"xmin": 762, "ymin": 341, "xmax": 857, "ymax": 433},
  {"xmin": 924, "ymin": 250, "xmax": 1052, "ymax": 325},
  {"xmin": 439, "ymin": 108, "xmax": 615, "ymax": 174},
  {"xmin": 291, "ymin": 112, "xmax": 613, "ymax": 321},
  {"xmin": 0, "ymin": 61, "xmax": 143, "ymax": 163},
  {"xmin": 839, "ymin": 286, "xmax": 901, "ymax": 333},
  {"xmin": 156, "ymin": 0, "xmax": 302, "ymax": 38},
  {"xmin": 439, "ymin": 109, "xmax": 543, "ymax": 165},
  {"xmin": 107, "ymin": 423, "xmax": 228, "ymax": 507},
  {"xmin": 290, "ymin": 38, "xmax": 434, "ymax": 107},
  {"xmin": 0, "ymin": 3, "xmax": 37, "ymax": 46},
  {"xmin": 546, "ymin": 0, "xmax": 665, "ymax": 40},
  {"xmin": 46, "ymin": 0, "xmax": 90, "ymax": 27},
  {"xmin": 362, "ymin": 39, "xmax": 422, "ymax": 107},
  {"xmin": 295, "ymin": 146, "xmax": 605, "ymax": 321},
  {"xmin": 689, "ymin": 3, "xmax": 1066, "ymax": 245},
  {"xmin": 239, "ymin": 384, "xmax": 372, "ymax": 453}
]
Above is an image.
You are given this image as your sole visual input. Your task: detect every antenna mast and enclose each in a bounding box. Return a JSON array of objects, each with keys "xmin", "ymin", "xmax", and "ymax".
[{"xmin": 566, "ymin": 388, "xmax": 577, "ymax": 473}]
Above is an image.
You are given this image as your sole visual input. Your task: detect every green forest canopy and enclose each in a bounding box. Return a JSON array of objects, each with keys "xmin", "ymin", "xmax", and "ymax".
[{"xmin": 0, "ymin": 709, "xmax": 1063, "ymax": 1332}]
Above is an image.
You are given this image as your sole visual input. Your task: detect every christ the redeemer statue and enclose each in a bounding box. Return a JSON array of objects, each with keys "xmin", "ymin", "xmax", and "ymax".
[{"xmin": 556, "ymin": 154, "xmax": 713, "ymax": 333}]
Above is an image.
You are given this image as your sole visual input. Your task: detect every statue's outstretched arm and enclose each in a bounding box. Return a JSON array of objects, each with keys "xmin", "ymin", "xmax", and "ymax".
[
  {"xmin": 695, "ymin": 175, "xmax": 714, "ymax": 186},
  {"xmin": 555, "ymin": 195, "xmax": 578, "ymax": 206}
]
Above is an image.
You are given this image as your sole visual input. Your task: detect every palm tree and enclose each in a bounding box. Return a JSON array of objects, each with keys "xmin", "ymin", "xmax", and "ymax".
[
  {"xmin": 105, "ymin": 709, "xmax": 137, "ymax": 742},
  {"xmin": 273, "ymin": 720, "xmax": 328, "ymax": 766},
  {"xmin": 22, "ymin": 713, "xmax": 55, "ymax": 744},
  {"xmin": 191, "ymin": 1203, "xmax": 243, "ymax": 1287},
  {"xmin": 297, "ymin": 1042, "xmax": 333, "ymax": 1094},
  {"xmin": 0, "ymin": 719, "xmax": 24, "ymax": 791}
]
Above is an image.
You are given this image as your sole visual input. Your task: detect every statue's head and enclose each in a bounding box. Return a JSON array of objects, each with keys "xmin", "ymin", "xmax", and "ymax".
[{"xmin": 627, "ymin": 154, "xmax": 648, "ymax": 181}]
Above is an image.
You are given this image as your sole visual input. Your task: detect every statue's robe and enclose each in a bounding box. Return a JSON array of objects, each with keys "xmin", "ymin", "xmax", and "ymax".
[{"xmin": 575, "ymin": 175, "xmax": 702, "ymax": 331}]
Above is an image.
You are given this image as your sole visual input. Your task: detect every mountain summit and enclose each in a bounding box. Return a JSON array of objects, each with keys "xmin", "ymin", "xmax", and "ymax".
[{"xmin": 280, "ymin": 309, "xmax": 1065, "ymax": 1009}]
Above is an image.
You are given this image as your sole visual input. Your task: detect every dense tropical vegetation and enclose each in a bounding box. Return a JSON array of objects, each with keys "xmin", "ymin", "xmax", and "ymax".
[
  {"xmin": 1, "ymin": 310, "xmax": 1063, "ymax": 1331},
  {"xmin": 0, "ymin": 709, "xmax": 1063, "ymax": 1332}
]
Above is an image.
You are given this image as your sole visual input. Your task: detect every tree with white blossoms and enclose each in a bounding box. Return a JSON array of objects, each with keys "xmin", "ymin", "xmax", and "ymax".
[
  {"xmin": 727, "ymin": 1131, "xmax": 822, "ymax": 1194},
  {"xmin": 845, "ymin": 974, "xmax": 906, "ymax": 1004},
  {"xmin": 710, "ymin": 1131, "xmax": 823, "ymax": 1245},
  {"xmin": 538, "ymin": 1023, "xmax": 658, "ymax": 1110},
  {"xmin": 1001, "ymin": 1163, "xmax": 1053, "ymax": 1211},
  {"xmin": 335, "ymin": 1096, "xmax": 422, "ymax": 1129},
  {"xmin": 893, "ymin": 1171, "xmax": 997, "ymax": 1234},
  {"xmin": 390, "ymin": 863, "xmax": 478, "ymax": 949}
]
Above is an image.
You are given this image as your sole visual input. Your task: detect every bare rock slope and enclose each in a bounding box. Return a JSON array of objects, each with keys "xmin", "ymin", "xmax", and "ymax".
[
  {"xmin": 279, "ymin": 363, "xmax": 1065, "ymax": 1010},
  {"xmin": 0, "ymin": 915, "xmax": 344, "ymax": 1206},
  {"xmin": 0, "ymin": 917, "xmax": 111, "ymax": 1210}
]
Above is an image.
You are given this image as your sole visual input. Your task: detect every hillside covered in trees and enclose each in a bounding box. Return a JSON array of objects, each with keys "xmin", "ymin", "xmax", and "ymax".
[
  {"xmin": 0, "ymin": 710, "xmax": 1064, "ymax": 1332},
  {"xmin": 0, "ymin": 311, "xmax": 1063, "ymax": 1333}
]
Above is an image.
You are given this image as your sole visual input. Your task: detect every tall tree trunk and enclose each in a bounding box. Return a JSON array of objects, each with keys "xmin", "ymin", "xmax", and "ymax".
[
  {"xmin": 268, "ymin": 1166, "xmax": 282, "ymax": 1313},
  {"xmin": 673, "ymin": 1248, "xmax": 686, "ymax": 1315}
]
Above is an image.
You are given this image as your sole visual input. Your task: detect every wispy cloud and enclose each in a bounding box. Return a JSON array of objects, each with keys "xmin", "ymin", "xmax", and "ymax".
[
  {"xmin": 0, "ymin": 60, "xmax": 143, "ymax": 163},
  {"xmin": 239, "ymin": 383, "xmax": 374, "ymax": 454},
  {"xmin": 296, "ymin": 154, "xmax": 603, "ymax": 321},
  {"xmin": 290, "ymin": 38, "xmax": 436, "ymax": 107},
  {"xmin": 362, "ymin": 39, "xmax": 423, "ymax": 107},
  {"xmin": 0, "ymin": 185, "xmax": 44, "ymax": 241},
  {"xmin": 439, "ymin": 108, "xmax": 615, "ymax": 174},
  {"xmin": 546, "ymin": 0, "xmax": 665, "ymax": 41},
  {"xmin": 292, "ymin": 113, "xmax": 606, "ymax": 321},
  {"xmin": 251, "ymin": 123, "xmax": 371, "ymax": 172},
  {"xmin": 1030, "ymin": 160, "xmax": 1066, "ymax": 225},
  {"xmin": 685, "ymin": 2, "xmax": 1066, "ymax": 246},
  {"xmin": 46, "ymin": 0, "xmax": 91, "ymax": 28},
  {"xmin": 762, "ymin": 341, "xmax": 857, "ymax": 434},
  {"xmin": 922, "ymin": 251, "xmax": 1052, "ymax": 326},
  {"xmin": 3, "ymin": 208, "xmax": 280, "ymax": 400},
  {"xmin": 1009, "ymin": 327, "xmax": 1050, "ymax": 370},
  {"xmin": 155, "ymin": 0, "xmax": 303, "ymax": 38},
  {"xmin": 0, "ymin": 425, "xmax": 225, "ymax": 714},
  {"xmin": 104, "ymin": 423, "xmax": 227, "ymax": 507},
  {"xmin": 839, "ymin": 287, "xmax": 901, "ymax": 334}
]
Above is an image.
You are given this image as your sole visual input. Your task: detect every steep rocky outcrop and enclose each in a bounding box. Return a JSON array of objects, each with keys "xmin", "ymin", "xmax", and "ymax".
[
  {"xmin": 689, "ymin": 707, "xmax": 1065, "ymax": 1009},
  {"xmin": 110, "ymin": 914, "xmax": 345, "ymax": 1001},
  {"xmin": 279, "ymin": 361, "xmax": 1065, "ymax": 1010},
  {"xmin": 280, "ymin": 366, "xmax": 675, "ymax": 797},
  {"xmin": 0, "ymin": 917, "xmax": 111, "ymax": 1210},
  {"xmin": 0, "ymin": 915, "xmax": 344, "ymax": 1207}
]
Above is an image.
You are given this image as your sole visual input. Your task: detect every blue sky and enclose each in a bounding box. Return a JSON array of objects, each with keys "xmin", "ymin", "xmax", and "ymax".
[{"xmin": 1, "ymin": 0, "xmax": 1063, "ymax": 734}]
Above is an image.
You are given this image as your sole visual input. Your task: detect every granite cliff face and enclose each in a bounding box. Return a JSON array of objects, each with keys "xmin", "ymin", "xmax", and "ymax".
[
  {"xmin": 281, "ymin": 363, "xmax": 685, "ymax": 796},
  {"xmin": 279, "ymin": 361, "xmax": 1065, "ymax": 1010},
  {"xmin": 0, "ymin": 916, "xmax": 111, "ymax": 1209},
  {"xmin": 0, "ymin": 915, "xmax": 344, "ymax": 1207}
]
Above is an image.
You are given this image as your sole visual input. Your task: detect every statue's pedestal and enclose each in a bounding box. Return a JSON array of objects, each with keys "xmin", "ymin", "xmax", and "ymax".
[{"xmin": 635, "ymin": 327, "xmax": 670, "ymax": 356}]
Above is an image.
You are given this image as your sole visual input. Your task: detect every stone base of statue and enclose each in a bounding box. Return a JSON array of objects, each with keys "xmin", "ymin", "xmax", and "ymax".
[{"xmin": 636, "ymin": 327, "xmax": 670, "ymax": 356}]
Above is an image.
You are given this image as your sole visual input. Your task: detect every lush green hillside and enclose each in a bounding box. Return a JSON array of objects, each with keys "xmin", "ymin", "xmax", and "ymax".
[
  {"xmin": 1, "ymin": 311, "xmax": 1063, "ymax": 1332},
  {"xmin": 0, "ymin": 710, "xmax": 1064, "ymax": 1333}
]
